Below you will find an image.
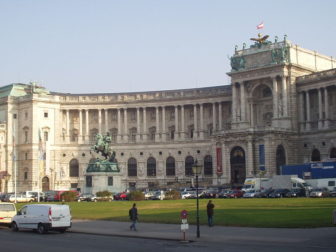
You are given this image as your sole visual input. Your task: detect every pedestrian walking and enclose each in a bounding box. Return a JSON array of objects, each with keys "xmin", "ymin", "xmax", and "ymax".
[
  {"xmin": 207, "ymin": 200, "xmax": 215, "ymax": 227},
  {"xmin": 129, "ymin": 203, "xmax": 138, "ymax": 231}
]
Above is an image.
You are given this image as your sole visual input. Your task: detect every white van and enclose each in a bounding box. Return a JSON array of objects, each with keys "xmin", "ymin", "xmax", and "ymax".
[
  {"xmin": 11, "ymin": 204, "xmax": 71, "ymax": 234},
  {"xmin": 0, "ymin": 203, "xmax": 17, "ymax": 226}
]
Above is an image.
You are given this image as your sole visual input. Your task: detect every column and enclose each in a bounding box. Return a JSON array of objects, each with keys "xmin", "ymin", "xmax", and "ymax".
[
  {"xmin": 117, "ymin": 109, "xmax": 121, "ymax": 142},
  {"xmin": 282, "ymin": 76, "xmax": 288, "ymax": 117},
  {"xmin": 98, "ymin": 109, "xmax": 102, "ymax": 133},
  {"xmin": 124, "ymin": 108, "xmax": 128, "ymax": 142},
  {"xmin": 232, "ymin": 83, "xmax": 236, "ymax": 123},
  {"xmin": 66, "ymin": 109, "xmax": 70, "ymax": 142},
  {"xmin": 105, "ymin": 109, "xmax": 109, "ymax": 134},
  {"xmin": 181, "ymin": 106, "xmax": 185, "ymax": 140},
  {"xmin": 162, "ymin": 106, "xmax": 166, "ymax": 142},
  {"xmin": 324, "ymin": 88, "xmax": 329, "ymax": 129},
  {"xmin": 218, "ymin": 102, "xmax": 222, "ymax": 130},
  {"xmin": 318, "ymin": 88, "xmax": 323, "ymax": 129},
  {"xmin": 136, "ymin": 107, "xmax": 140, "ymax": 142},
  {"xmin": 305, "ymin": 91, "xmax": 311, "ymax": 130},
  {"xmin": 193, "ymin": 104, "xmax": 197, "ymax": 139},
  {"xmin": 79, "ymin": 110, "xmax": 83, "ymax": 143},
  {"xmin": 85, "ymin": 109, "xmax": 89, "ymax": 141},
  {"xmin": 175, "ymin": 106, "xmax": 179, "ymax": 141},
  {"xmin": 212, "ymin": 103, "xmax": 216, "ymax": 131},
  {"xmin": 272, "ymin": 77, "xmax": 278, "ymax": 119},
  {"xmin": 200, "ymin": 104, "xmax": 204, "ymax": 139},
  {"xmin": 143, "ymin": 107, "xmax": 147, "ymax": 141},
  {"xmin": 250, "ymin": 103, "xmax": 254, "ymax": 127},
  {"xmin": 240, "ymin": 82, "xmax": 246, "ymax": 121},
  {"xmin": 155, "ymin": 107, "xmax": 160, "ymax": 141},
  {"xmin": 299, "ymin": 92, "xmax": 305, "ymax": 131}
]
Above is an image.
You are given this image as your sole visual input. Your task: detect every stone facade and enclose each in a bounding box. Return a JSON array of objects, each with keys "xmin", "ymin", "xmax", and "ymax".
[{"xmin": 0, "ymin": 36, "xmax": 336, "ymax": 193}]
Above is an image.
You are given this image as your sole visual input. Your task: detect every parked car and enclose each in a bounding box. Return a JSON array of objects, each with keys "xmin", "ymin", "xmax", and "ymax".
[
  {"xmin": 8, "ymin": 194, "xmax": 35, "ymax": 203},
  {"xmin": 11, "ymin": 204, "xmax": 72, "ymax": 234},
  {"xmin": 45, "ymin": 190, "xmax": 79, "ymax": 202},
  {"xmin": 268, "ymin": 189, "xmax": 290, "ymax": 198},
  {"xmin": 255, "ymin": 188, "xmax": 274, "ymax": 198},
  {"xmin": 226, "ymin": 190, "xmax": 245, "ymax": 198},
  {"xmin": 0, "ymin": 203, "xmax": 17, "ymax": 226},
  {"xmin": 113, "ymin": 192, "xmax": 129, "ymax": 200},
  {"xmin": 217, "ymin": 189, "xmax": 231, "ymax": 198},
  {"xmin": 77, "ymin": 193, "xmax": 97, "ymax": 202},
  {"xmin": 329, "ymin": 188, "xmax": 336, "ymax": 197},
  {"xmin": 181, "ymin": 191, "xmax": 197, "ymax": 199},
  {"xmin": 243, "ymin": 190, "xmax": 259, "ymax": 198},
  {"xmin": 286, "ymin": 188, "xmax": 306, "ymax": 197},
  {"xmin": 200, "ymin": 188, "xmax": 219, "ymax": 198},
  {"xmin": 309, "ymin": 188, "xmax": 330, "ymax": 198}
]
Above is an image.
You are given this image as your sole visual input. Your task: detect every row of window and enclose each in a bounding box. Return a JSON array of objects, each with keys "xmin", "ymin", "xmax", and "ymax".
[{"xmin": 69, "ymin": 155, "xmax": 213, "ymax": 178}]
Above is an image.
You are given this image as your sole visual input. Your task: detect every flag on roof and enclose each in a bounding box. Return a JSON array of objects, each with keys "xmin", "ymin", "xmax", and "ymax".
[{"xmin": 257, "ymin": 22, "xmax": 264, "ymax": 29}]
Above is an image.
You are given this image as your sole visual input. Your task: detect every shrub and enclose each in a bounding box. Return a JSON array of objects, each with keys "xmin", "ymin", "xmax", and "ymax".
[
  {"xmin": 164, "ymin": 190, "xmax": 181, "ymax": 200},
  {"xmin": 129, "ymin": 191, "xmax": 145, "ymax": 201},
  {"xmin": 96, "ymin": 190, "xmax": 113, "ymax": 201},
  {"xmin": 61, "ymin": 191, "xmax": 78, "ymax": 202}
]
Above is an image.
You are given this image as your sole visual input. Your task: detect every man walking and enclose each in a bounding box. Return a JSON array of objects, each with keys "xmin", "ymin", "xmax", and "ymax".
[
  {"xmin": 129, "ymin": 203, "xmax": 138, "ymax": 231},
  {"xmin": 207, "ymin": 200, "xmax": 215, "ymax": 227}
]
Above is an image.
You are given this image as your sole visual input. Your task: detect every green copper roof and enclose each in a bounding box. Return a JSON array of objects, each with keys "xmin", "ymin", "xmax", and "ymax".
[{"xmin": 0, "ymin": 83, "xmax": 49, "ymax": 98}]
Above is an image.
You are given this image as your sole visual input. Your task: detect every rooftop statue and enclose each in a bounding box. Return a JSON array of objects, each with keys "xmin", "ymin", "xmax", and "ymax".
[{"xmin": 250, "ymin": 33, "xmax": 269, "ymax": 44}]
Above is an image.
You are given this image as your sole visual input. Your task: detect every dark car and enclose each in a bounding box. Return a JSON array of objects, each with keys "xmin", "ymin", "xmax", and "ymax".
[
  {"xmin": 217, "ymin": 189, "xmax": 231, "ymax": 198},
  {"xmin": 200, "ymin": 188, "xmax": 220, "ymax": 199},
  {"xmin": 269, "ymin": 189, "xmax": 290, "ymax": 198},
  {"xmin": 286, "ymin": 188, "xmax": 306, "ymax": 197},
  {"xmin": 329, "ymin": 189, "xmax": 336, "ymax": 197},
  {"xmin": 255, "ymin": 188, "xmax": 274, "ymax": 198},
  {"xmin": 78, "ymin": 193, "xmax": 97, "ymax": 202}
]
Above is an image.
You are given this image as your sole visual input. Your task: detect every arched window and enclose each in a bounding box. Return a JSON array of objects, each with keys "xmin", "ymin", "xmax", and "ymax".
[
  {"xmin": 311, "ymin": 149, "xmax": 321, "ymax": 162},
  {"xmin": 330, "ymin": 147, "xmax": 336, "ymax": 159},
  {"xmin": 69, "ymin": 159, "xmax": 79, "ymax": 177},
  {"xmin": 185, "ymin": 156, "xmax": 194, "ymax": 176},
  {"xmin": 147, "ymin": 157, "xmax": 156, "ymax": 177},
  {"xmin": 204, "ymin": 155, "xmax": 213, "ymax": 175},
  {"xmin": 128, "ymin": 158, "xmax": 137, "ymax": 177},
  {"xmin": 166, "ymin": 157, "xmax": 175, "ymax": 176}
]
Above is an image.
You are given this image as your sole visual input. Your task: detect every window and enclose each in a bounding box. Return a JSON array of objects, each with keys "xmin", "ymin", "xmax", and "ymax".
[
  {"xmin": 24, "ymin": 171, "xmax": 28, "ymax": 180},
  {"xmin": 25, "ymin": 112, "xmax": 28, "ymax": 119},
  {"xmin": 86, "ymin": 176, "xmax": 92, "ymax": 187},
  {"xmin": 24, "ymin": 131, "xmax": 28, "ymax": 143},
  {"xmin": 328, "ymin": 181, "xmax": 335, "ymax": 187},
  {"xmin": 13, "ymin": 114, "xmax": 17, "ymax": 119},
  {"xmin": 166, "ymin": 157, "xmax": 175, "ymax": 176},
  {"xmin": 44, "ymin": 131, "xmax": 49, "ymax": 141},
  {"xmin": 108, "ymin": 177, "xmax": 113, "ymax": 186},
  {"xmin": 147, "ymin": 157, "xmax": 156, "ymax": 177},
  {"xmin": 130, "ymin": 111, "xmax": 136, "ymax": 122},
  {"xmin": 204, "ymin": 155, "xmax": 213, "ymax": 175},
  {"xmin": 69, "ymin": 159, "xmax": 79, "ymax": 177},
  {"xmin": 185, "ymin": 156, "xmax": 194, "ymax": 176},
  {"xmin": 25, "ymin": 152, "xmax": 28, "ymax": 160},
  {"xmin": 71, "ymin": 183, "xmax": 78, "ymax": 189},
  {"xmin": 44, "ymin": 112, "xmax": 48, "ymax": 118},
  {"xmin": 128, "ymin": 158, "xmax": 137, "ymax": 177}
]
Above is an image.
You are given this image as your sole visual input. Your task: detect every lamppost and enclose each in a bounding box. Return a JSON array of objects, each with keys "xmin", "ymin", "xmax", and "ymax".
[{"xmin": 192, "ymin": 159, "xmax": 202, "ymax": 238}]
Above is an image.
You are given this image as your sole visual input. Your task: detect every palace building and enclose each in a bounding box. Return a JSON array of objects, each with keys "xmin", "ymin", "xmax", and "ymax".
[{"xmin": 0, "ymin": 35, "xmax": 336, "ymax": 193}]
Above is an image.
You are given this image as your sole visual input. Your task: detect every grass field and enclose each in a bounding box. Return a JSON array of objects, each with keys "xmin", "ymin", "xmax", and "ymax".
[{"xmin": 15, "ymin": 198, "xmax": 336, "ymax": 228}]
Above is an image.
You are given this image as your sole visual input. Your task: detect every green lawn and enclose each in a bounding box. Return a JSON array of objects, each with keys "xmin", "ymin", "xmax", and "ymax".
[{"xmin": 16, "ymin": 198, "xmax": 336, "ymax": 228}]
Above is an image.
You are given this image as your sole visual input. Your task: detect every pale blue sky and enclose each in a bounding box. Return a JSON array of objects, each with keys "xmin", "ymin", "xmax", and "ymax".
[{"xmin": 0, "ymin": 0, "xmax": 335, "ymax": 94}]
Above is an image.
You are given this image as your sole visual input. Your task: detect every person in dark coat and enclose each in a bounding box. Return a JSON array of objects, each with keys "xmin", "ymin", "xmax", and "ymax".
[
  {"xmin": 207, "ymin": 200, "xmax": 215, "ymax": 227},
  {"xmin": 129, "ymin": 203, "xmax": 138, "ymax": 231}
]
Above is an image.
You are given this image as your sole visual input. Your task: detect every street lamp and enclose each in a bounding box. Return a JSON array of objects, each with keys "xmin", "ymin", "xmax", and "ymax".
[{"xmin": 192, "ymin": 159, "xmax": 202, "ymax": 238}]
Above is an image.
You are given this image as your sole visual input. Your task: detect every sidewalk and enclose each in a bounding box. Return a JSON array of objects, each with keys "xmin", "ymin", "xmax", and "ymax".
[{"xmin": 71, "ymin": 219, "xmax": 336, "ymax": 245}]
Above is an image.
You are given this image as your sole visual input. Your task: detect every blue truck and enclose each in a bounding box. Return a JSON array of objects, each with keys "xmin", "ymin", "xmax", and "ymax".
[{"xmin": 281, "ymin": 162, "xmax": 336, "ymax": 190}]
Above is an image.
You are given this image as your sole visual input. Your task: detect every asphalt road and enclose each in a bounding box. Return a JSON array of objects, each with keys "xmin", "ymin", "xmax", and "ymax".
[{"xmin": 0, "ymin": 226, "xmax": 335, "ymax": 252}]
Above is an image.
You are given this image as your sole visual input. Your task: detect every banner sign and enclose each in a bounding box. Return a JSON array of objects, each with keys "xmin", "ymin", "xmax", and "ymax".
[{"xmin": 216, "ymin": 147, "xmax": 222, "ymax": 174}]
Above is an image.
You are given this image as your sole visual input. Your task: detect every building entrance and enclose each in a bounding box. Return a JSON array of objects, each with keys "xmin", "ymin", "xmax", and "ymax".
[{"xmin": 230, "ymin": 146, "xmax": 246, "ymax": 186}]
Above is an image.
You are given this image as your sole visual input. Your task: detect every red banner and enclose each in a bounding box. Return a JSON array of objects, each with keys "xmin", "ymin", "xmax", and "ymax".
[{"xmin": 216, "ymin": 147, "xmax": 222, "ymax": 174}]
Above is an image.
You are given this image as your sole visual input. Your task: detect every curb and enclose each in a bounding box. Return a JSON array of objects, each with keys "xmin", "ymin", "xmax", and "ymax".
[{"xmin": 69, "ymin": 229, "xmax": 194, "ymax": 242}]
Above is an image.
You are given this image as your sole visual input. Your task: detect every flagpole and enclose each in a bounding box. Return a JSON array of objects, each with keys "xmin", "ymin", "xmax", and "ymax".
[{"xmin": 13, "ymin": 114, "xmax": 17, "ymax": 204}]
